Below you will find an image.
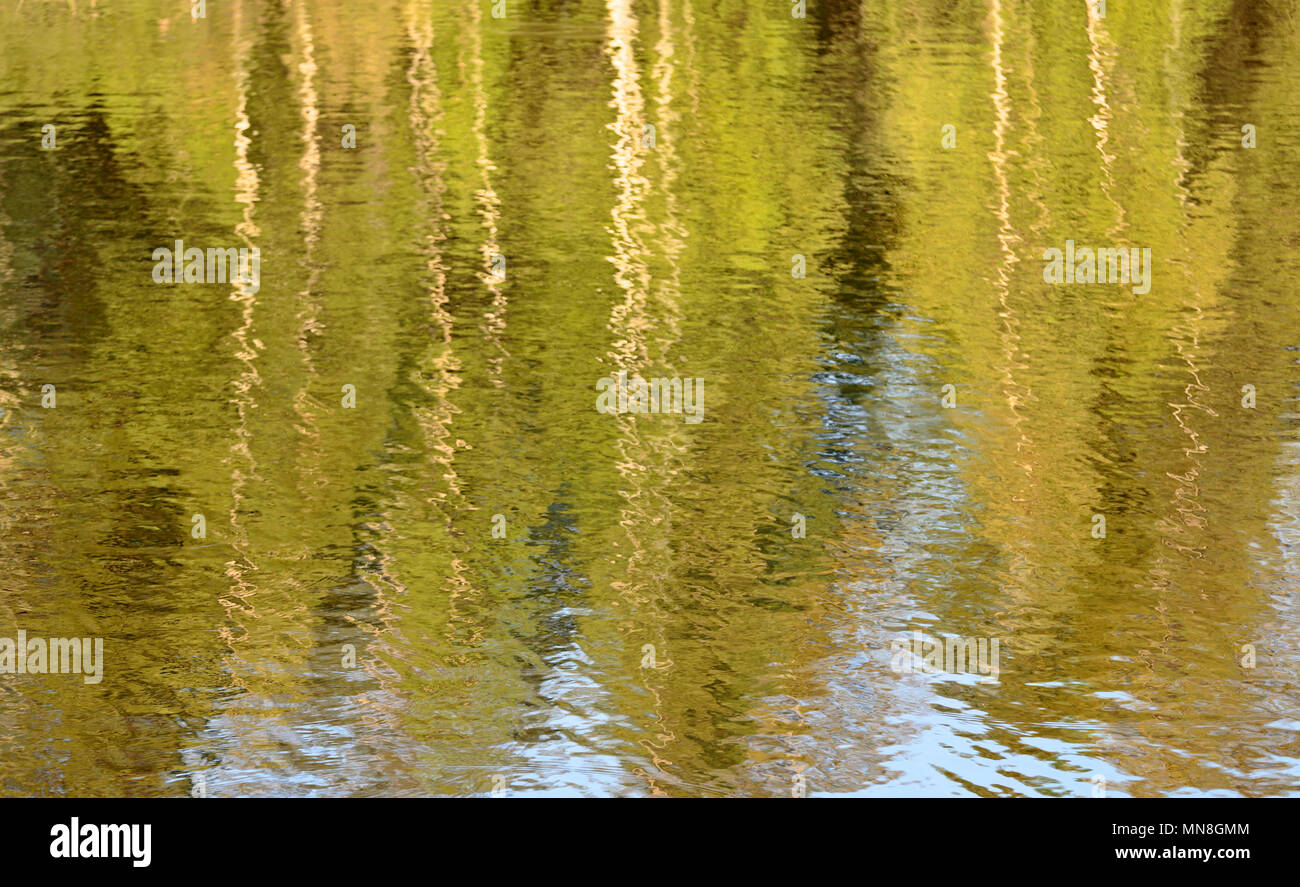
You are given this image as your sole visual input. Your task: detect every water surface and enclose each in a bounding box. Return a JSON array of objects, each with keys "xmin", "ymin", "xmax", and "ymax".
[{"xmin": 1, "ymin": 0, "xmax": 1299, "ymax": 797}]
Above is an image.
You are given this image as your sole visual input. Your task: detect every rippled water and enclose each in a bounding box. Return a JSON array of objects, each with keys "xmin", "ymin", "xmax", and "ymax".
[{"xmin": 1, "ymin": 0, "xmax": 1299, "ymax": 797}]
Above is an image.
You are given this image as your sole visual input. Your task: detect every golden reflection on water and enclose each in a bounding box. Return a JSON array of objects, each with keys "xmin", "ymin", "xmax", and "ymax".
[{"xmin": 0, "ymin": 0, "xmax": 1299, "ymax": 796}]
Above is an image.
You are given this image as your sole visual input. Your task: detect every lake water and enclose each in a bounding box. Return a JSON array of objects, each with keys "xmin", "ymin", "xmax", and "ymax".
[{"xmin": 1, "ymin": 0, "xmax": 1299, "ymax": 797}]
